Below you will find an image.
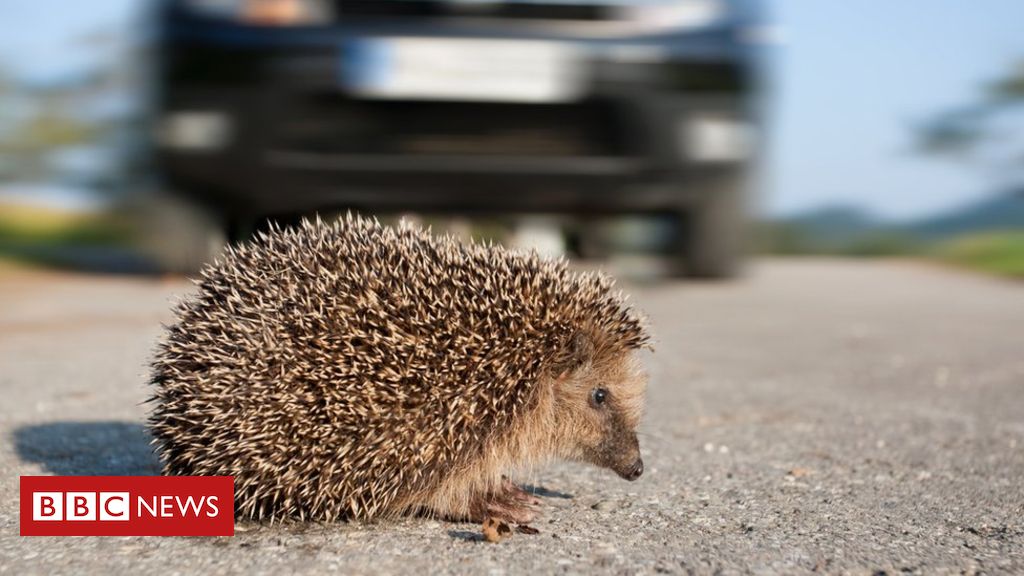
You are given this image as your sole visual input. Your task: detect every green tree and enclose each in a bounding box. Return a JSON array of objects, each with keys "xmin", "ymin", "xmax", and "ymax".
[{"xmin": 916, "ymin": 60, "xmax": 1024, "ymax": 169}]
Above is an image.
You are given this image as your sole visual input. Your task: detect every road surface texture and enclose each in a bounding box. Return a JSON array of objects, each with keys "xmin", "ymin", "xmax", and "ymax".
[{"xmin": 1, "ymin": 258, "xmax": 1022, "ymax": 575}]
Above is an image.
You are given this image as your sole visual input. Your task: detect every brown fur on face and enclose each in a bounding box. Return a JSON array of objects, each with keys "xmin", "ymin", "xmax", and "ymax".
[
  {"xmin": 407, "ymin": 328, "xmax": 648, "ymax": 521},
  {"xmin": 548, "ymin": 330, "xmax": 647, "ymax": 480}
]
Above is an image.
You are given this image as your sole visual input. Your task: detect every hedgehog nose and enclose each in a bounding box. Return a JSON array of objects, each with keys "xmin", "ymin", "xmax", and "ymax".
[{"xmin": 625, "ymin": 458, "xmax": 644, "ymax": 481}]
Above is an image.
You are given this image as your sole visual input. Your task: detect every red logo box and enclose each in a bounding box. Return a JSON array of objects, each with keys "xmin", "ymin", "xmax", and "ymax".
[{"xmin": 20, "ymin": 476, "xmax": 234, "ymax": 536}]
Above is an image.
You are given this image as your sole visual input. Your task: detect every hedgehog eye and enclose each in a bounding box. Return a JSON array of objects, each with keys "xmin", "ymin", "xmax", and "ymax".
[{"xmin": 590, "ymin": 388, "xmax": 609, "ymax": 407}]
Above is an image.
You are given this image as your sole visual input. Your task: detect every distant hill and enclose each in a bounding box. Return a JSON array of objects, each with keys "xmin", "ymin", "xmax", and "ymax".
[
  {"xmin": 763, "ymin": 189, "xmax": 1024, "ymax": 254},
  {"xmin": 772, "ymin": 205, "xmax": 883, "ymax": 250},
  {"xmin": 908, "ymin": 189, "xmax": 1024, "ymax": 238}
]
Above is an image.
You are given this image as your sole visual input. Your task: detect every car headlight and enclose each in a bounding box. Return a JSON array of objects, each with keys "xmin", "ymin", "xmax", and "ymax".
[
  {"xmin": 181, "ymin": 0, "xmax": 333, "ymax": 26},
  {"xmin": 620, "ymin": 0, "xmax": 728, "ymax": 32}
]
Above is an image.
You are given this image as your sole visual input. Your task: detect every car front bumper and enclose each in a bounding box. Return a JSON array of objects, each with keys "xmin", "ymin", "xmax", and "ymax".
[{"xmin": 154, "ymin": 11, "xmax": 759, "ymax": 215}]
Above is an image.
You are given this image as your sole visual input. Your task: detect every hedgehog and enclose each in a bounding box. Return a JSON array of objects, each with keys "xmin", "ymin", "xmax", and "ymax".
[{"xmin": 148, "ymin": 215, "xmax": 651, "ymax": 523}]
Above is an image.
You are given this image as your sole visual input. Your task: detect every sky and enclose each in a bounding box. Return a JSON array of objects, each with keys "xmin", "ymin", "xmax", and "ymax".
[
  {"xmin": 3, "ymin": 0, "xmax": 1024, "ymax": 220},
  {"xmin": 769, "ymin": 0, "xmax": 1024, "ymax": 219},
  {"xmin": 0, "ymin": 0, "xmax": 142, "ymax": 82}
]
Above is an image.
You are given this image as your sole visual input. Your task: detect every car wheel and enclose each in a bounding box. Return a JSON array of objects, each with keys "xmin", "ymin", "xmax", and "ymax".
[
  {"xmin": 674, "ymin": 176, "xmax": 747, "ymax": 279},
  {"xmin": 134, "ymin": 189, "xmax": 228, "ymax": 274},
  {"xmin": 572, "ymin": 218, "xmax": 612, "ymax": 261}
]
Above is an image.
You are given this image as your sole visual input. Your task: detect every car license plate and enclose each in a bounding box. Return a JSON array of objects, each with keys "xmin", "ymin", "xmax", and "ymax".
[{"xmin": 342, "ymin": 37, "xmax": 587, "ymax": 103}]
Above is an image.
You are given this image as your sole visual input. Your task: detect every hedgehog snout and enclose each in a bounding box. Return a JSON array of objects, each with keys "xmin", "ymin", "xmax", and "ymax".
[
  {"xmin": 622, "ymin": 458, "xmax": 644, "ymax": 481},
  {"xmin": 610, "ymin": 444, "xmax": 643, "ymax": 479},
  {"xmin": 598, "ymin": 424, "xmax": 643, "ymax": 482}
]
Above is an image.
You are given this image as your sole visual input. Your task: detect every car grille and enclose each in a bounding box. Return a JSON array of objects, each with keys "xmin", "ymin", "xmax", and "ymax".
[{"xmin": 272, "ymin": 95, "xmax": 632, "ymax": 158}]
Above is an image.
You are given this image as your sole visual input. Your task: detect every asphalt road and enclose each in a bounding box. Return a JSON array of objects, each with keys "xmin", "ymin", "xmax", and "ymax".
[{"xmin": 1, "ymin": 259, "xmax": 1022, "ymax": 575}]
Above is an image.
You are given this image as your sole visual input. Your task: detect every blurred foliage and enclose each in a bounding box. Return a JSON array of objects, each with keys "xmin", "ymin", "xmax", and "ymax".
[
  {"xmin": 987, "ymin": 61, "xmax": 1024, "ymax": 100},
  {"xmin": 0, "ymin": 30, "xmax": 141, "ymax": 185},
  {"xmin": 759, "ymin": 219, "xmax": 1024, "ymax": 278},
  {"xmin": 937, "ymin": 231, "xmax": 1024, "ymax": 278},
  {"xmin": 0, "ymin": 202, "xmax": 138, "ymax": 272},
  {"xmin": 842, "ymin": 233, "xmax": 925, "ymax": 257},
  {"xmin": 916, "ymin": 59, "xmax": 1024, "ymax": 162},
  {"xmin": 0, "ymin": 203, "xmax": 132, "ymax": 247},
  {"xmin": 757, "ymin": 222, "xmax": 923, "ymax": 257},
  {"xmin": 756, "ymin": 222, "xmax": 816, "ymax": 255},
  {"xmin": 0, "ymin": 103, "xmax": 101, "ymax": 182},
  {"xmin": 0, "ymin": 97, "xmax": 100, "ymax": 151}
]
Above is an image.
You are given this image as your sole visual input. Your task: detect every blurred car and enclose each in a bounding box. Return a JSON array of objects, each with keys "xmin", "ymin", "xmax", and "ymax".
[{"xmin": 151, "ymin": 0, "xmax": 762, "ymax": 276}]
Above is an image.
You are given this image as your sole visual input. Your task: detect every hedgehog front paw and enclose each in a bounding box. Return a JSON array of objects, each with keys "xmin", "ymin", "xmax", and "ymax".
[
  {"xmin": 500, "ymin": 478, "xmax": 543, "ymax": 507},
  {"xmin": 482, "ymin": 497, "xmax": 539, "ymax": 525},
  {"xmin": 469, "ymin": 483, "xmax": 541, "ymax": 524}
]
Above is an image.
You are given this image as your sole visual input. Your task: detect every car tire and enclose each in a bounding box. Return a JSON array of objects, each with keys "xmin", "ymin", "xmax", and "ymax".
[
  {"xmin": 133, "ymin": 189, "xmax": 228, "ymax": 275},
  {"xmin": 572, "ymin": 218, "xmax": 612, "ymax": 261},
  {"xmin": 675, "ymin": 175, "xmax": 747, "ymax": 279}
]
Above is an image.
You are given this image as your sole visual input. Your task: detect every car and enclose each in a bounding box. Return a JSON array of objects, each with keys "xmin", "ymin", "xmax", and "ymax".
[{"xmin": 151, "ymin": 0, "xmax": 763, "ymax": 277}]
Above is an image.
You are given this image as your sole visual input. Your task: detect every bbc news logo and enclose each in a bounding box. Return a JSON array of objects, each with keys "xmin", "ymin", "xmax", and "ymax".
[
  {"xmin": 32, "ymin": 490, "xmax": 220, "ymax": 522},
  {"xmin": 21, "ymin": 476, "xmax": 234, "ymax": 536},
  {"xmin": 33, "ymin": 491, "xmax": 133, "ymax": 521}
]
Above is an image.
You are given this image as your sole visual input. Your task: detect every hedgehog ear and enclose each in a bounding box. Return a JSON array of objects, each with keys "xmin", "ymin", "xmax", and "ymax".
[{"xmin": 553, "ymin": 331, "xmax": 593, "ymax": 379}]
